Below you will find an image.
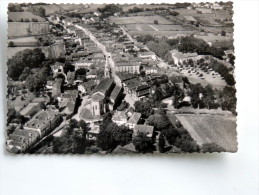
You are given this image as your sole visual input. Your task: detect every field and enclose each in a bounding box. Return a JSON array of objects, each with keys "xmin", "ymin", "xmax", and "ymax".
[
  {"xmin": 120, "ymin": 4, "xmax": 175, "ymax": 12},
  {"xmin": 32, "ymin": 4, "xmax": 64, "ymax": 15},
  {"xmin": 8, "ymin": 37, "xmax": 38, "ymax": 43},
  {"xmin": 110, "ymin": 15, "xmax": 172, "ymax": 24},
  {"xmin": 8, "ymin": 22, "xmax": 50, "ymax": 38},
  {"xmin": 110, "ymin": 15, "xmax": 198, "ymax": 37},
  {"xmin": 58, "ymin": 4, "xmax": 85, "ymax": 11},
  {"xmin": 175, "ymin": 113, "xmax": 237, "ymax": 152},
  {"xmin": 8, "ymin": 22, "xmax": 30, "ymax": 37},
  {"xmin": 8, "ymin": 11, "xmax": 46, "ymax": 22}
]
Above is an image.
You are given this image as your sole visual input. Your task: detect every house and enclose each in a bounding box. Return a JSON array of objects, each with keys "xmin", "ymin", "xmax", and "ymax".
[
  {"xmin": 126, "ymin": 107, "xmax": 134, "ymax": 118},
  {"xmin": 138, "ymin": 51, "xmax": 157, "ymax": 61},
  {"xmin": 46, "ymin": 80, "xmax": 54, "ymax": 89},
  {"xmin": 115, "ymin": 62, "xmax": 140, "ymax": 74},
  {"xmin": 59, "ymin": 90, "xmax": 79, "ymax": 118},
  {"xmin": 170, "ymin": 50, "xmax": 198, "ymax": 66},
  {"xmin": 131, "ymin": 85, "xmax": 151, "ymax": 101},
  {"xmin": 133, "ymin": 125, "xmax": 154, "ymax": 138},
  {"xmin": 7, "ymin": 128, "xmax": 40, "ymax": 153},
  {"xmin": 23, "ymin": 110, "xmax": 62, "ymax": 137},
  {"xmin": 127, "ymin": 112, "xmax": 141, "ymax": 129},
  {"xmin": 51, "ymin": 61, "xmax": 65, "ymax": 74},
  {"xmin": 52, "ymin": 78, "xmax": 63, "ymax": 98},
  {"xmin": 20, "ymin": 102, "xmax": 42, "ymax": 119},
  {"xmin": 145, "ymin": 66, "xmax": 158, "ymax": 75},
  {"xmin": 78, "ymin": 81, "xmax": 97, "ymax": 95},
  {"xmin": 66, "ymin": 71, "xmax": 76, "ymax": 85},
  {"xmin": 184, "ymin": 16, "xmax": 197, "ymax": 24},
  {"xmin": 112, "ymin": 111, "xmax": 128, "ymax": 126},
  {"xmin": 112, "ymin": 143, "xmax": 137, "ymax": 154}
]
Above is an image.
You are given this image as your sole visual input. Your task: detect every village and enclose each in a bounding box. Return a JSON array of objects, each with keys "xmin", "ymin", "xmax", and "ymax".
[{"xmin": 6, "ymin": 2, "xmax": 237, "ymax": 154}]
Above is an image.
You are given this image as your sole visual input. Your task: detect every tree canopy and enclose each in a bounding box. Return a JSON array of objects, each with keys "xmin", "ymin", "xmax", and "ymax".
[
  {"xmin": 7, "ymin": 48, "xmax": 45, "ymax": 81},
  {"xmin": 132, "ymin": 132, "xmax": 154, "ymax": 153},
  {"xmin": 97, "ymin": 122, "xmax": 132, "ymax": 151}
]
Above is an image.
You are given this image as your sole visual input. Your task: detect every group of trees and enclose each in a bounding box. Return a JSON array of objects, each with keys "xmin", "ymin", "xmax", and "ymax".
[
  {"xmin": 187, "ymin": 84, "xmax": 219, "ymax": 109},
  {"xmin": 174, "ymin": 36, "xmax": 225, "ymax": 59},
  {"xmin": 8, "ymin": 3, "xmax": 24, "ymax": 12},
  {"xmin": 7, "ymin": 48, "xmax": 46, "ymax": 81},
  {"xmin": 132, "ymin": 132, "xmax": 154, "ymax": 153},
  {"xmin": 53, "ymin": 119, "xmax": 91, "ymax": 154},
  {"xmin": 127, "ymin": 7, "xmax": 144, "ymax": 13},
  {"xmin": 96, "ymin": 113, "xmax": 133, "ymax": 151},
  {"xmin": 219, "ymin": 86, "xmax": 236, "ymax": 114},
  {"xmin": 27, "ymin": 6, "xmax": 46, "ymax": 17},
  {"xmin": 97, "ymin": 4, "xmax": 122, "ymax": 18},
  {"xmin": 7, "ymin": 107, "xmax": 26, "ymax": 125},
  {"xmin": 134, "ymin": 101, "xmax": 154, "ymax": 118},
  {"xmin": 209, "ymin": 58, "xmax": 235, "ymax": 86},
  {"xmin": 25, "ymin": 66, "xmax": 50, "ymax": 93}
]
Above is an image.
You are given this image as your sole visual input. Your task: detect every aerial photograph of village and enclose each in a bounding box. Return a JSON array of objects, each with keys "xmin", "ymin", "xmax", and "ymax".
[{"xmin": 6, "ymin": 2, "xmax": 237, "ymax": 154}]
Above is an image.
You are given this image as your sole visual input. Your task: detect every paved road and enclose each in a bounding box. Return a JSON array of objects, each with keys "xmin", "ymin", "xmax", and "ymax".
[
  {"xmin": 75, "ymin": 24, "xmax": 116, "ymax": 77},
  {"xmin": 25, "ymin": 119, "xmax": 69, "ymax": 153}
]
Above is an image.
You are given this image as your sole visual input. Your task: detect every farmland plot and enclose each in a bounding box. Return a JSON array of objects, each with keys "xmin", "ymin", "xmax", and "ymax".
[
  {"xmin": 175, "ymin": 114, "xmax": 237, "ymax": 152},
  {"xmin": 110, "ymin": 15, "xmax": 172, "ymax": 25}
]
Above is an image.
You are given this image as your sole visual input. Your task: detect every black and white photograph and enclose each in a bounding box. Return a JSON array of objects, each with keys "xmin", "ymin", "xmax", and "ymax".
[{"xmin": 6, "ymin": 2, "xmax": 237, "ymax": 154}]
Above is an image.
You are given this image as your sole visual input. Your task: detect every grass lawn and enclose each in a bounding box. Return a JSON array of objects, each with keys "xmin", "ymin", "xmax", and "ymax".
[{"xmin": 175, "ymin": 113, "xmax": 237, "ymax": 152}]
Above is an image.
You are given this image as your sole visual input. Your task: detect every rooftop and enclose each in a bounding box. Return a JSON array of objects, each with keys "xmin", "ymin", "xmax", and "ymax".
[
  {"xmin": 110, "ymin": 85, "xmax": 122, "ymax": 101},
  {"xmin": 93, "ymin": 78, "xmax": 114, "ymax": 95},
  {"xmin": 128, "ymin": 112, "xmax": 141, "ymax": 124},
  {"xmin": 112, "ymin": 111, "xmax": 128, "ymax": 121},
  {"xmin": 91, "ymin": 92, "xmax": 105, "ymax": 102}
]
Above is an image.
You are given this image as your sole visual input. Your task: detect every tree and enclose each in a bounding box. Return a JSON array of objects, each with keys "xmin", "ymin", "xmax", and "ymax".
[
  {"xmin": 146, "ymin": 114, "xmax": 171, "ymax": 131},
  {"xmin": 221, "ymin": 30, "xmax": 226, "ymax": 36},
  {"xmin": 154, "ymin": 20, "xmax": 158, "ymax": 25},
  {"xmin": 79, "ymin": 120, "xmax": 90, "ymax": 132},
  {"xmin": 201, "ymin": 142, "xmax": 226, "ymax": 153},
  {"xmin": 53, "ymin": 131, "xmax": 86, "ymax": 154},
  {"xmin": 76, "ymin": 68, "xmax": 86, "ymax": 76},
  {"xmin": 134, "ymin": 101, "xmax": 154, "ymax": 118},
  {"xmin": 219, "ymin": 86, "xmax": 236, "ymax": 114},
  {"xmin": 158, "ymin": 133, "xmax": 166, "ymax": 153},
  {"xmin": 162, "ymin": 126, "xmax": 180, "ymax": 145},
  {"xmin": 132, "ymin": 132, "xmax": 153, "ymax": 153},
  {"xmin": 172, "ymin": 84, "xmax": 185, "ymax": 108},
  {"xmin": 25, "ymin": 67, "xmax": 49, "ymax": 92},
  {"xmin": 170, "ymin": 11, "xmax": 179, "ymax": 16},
  {"xmin": 188, "ymin": 83, "xmax": 205, "ymax": 109},
  {"xmin": 174, "ymin": 133, "xmax": 200, "ymax": 152},
  {"xmin": 8, "ymin": 41, "xmax": 14, "ymax": 47},
  {"xmin": 8, "ymin": 3, "xmax": 24, "ymax": 12}
]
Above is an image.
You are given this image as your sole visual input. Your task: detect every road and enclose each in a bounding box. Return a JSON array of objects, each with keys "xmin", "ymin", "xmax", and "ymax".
[
  {"xmin": 25, "ymin": 118, "xmax": 69, "ymax": 153},
  {"xmin": 75, "ymin": 24, "xmax": 116, "ymax": 77}
]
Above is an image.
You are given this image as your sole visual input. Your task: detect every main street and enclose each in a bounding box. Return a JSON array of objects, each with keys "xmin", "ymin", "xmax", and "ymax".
[{"xmin": 75, "ymin": 24, "xmax": 116, "ymax": 77}]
